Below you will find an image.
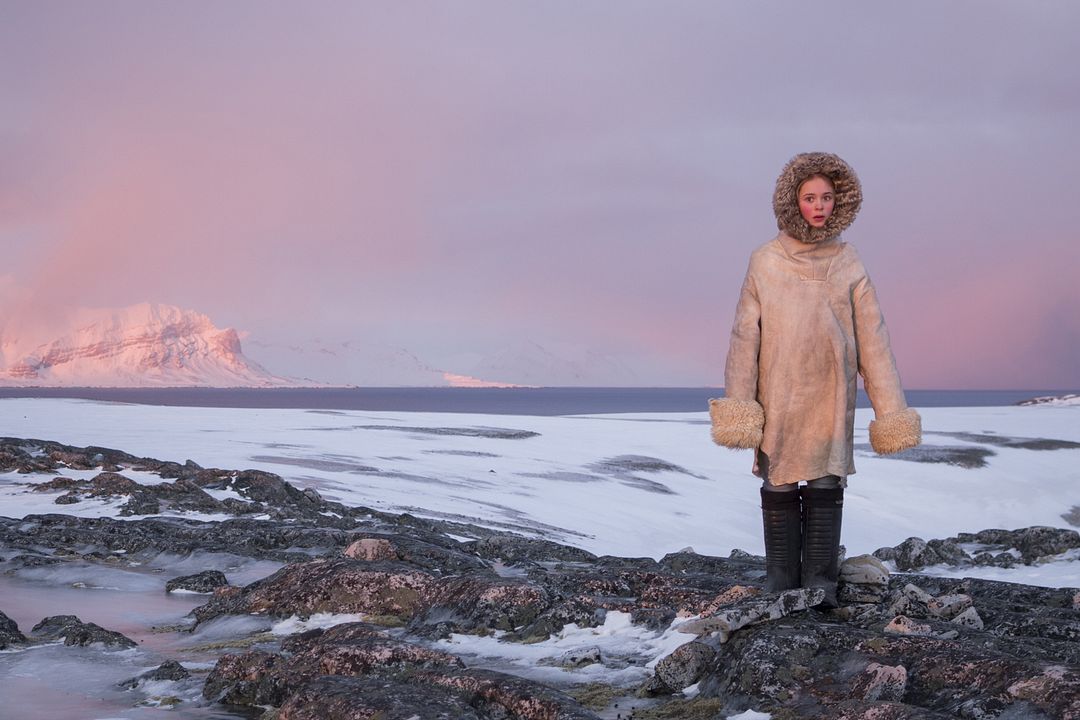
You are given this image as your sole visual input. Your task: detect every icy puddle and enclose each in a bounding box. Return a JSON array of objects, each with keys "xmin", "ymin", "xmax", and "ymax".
[{"xmin": 0, "ymin": 553, "xmax": 281, "ymax": 720}]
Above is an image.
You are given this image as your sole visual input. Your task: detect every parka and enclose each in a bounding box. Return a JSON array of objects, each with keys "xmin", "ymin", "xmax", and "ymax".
[{"xmin": 709, "ymin": 152, "xmax": 921, "ymax": 485}]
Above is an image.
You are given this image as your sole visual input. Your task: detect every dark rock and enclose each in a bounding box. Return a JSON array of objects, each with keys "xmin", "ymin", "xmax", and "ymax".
[
  {"xmin": 30, "ymin": 614, "xmax": 137, "ymax": 648},
  {"xmin": 881, "ymin": 537, "xmax": 945, "ymax": 571},
  {"xmin": 119, "ymin": 659, "xmax": 191, "ymax": 689},
  {"xmin": 193, "ymin": 559, "xmax": 440, "ymax": 626},
  {"xmin": 33, "ymin": 477, "xmax": 82, "ymax": 492},
  {"xmin": 467, "ymin": 534, "xmax": 598, "ymax": 565},
  {"xmin": 344, "ymin": 532, "xmax": 490, "ymax": 574},
  {"xmin": 0, "ymin": 610, "xmax": 27, "ymax": 649},
  {"xmin": 973, "ymin": 550, "xmax": 1017, "ymax": 567},
  {"xmin": 204, "ymin": 621, "xmax": 598, "ymax": 719},
  {"xmin": 165, "ymin": 570, "xmax": 229, "ymax": 593},
  {"xmin": 880, "ymin": 527, "xmax": 1080, "ymax": 573},
  {"xmin": 273, "ymin": 674, "xmax": 489, "ymax": 719},
  {"xmin": 54, "ymin": 491, "xmax": 81, "ymax": 505},
  {"xmin": 1012, "ymin": 526, "xmax": 1080, "ymax": 562},
  {"xmin": 119, "ymin": 490, "xmax": 161, "ymax": 515},
  {"xmin": 89, "ymin": 472, "xmax": 141, "ymax": 496},
  {"xmin": 631, "ymin": 606, "xmax": 677, "ymax": 632}
]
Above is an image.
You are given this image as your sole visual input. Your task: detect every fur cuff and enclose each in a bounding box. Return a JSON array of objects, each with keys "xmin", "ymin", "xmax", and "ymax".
[
  {"xmin": 869, "ymin": 408, "xmax": 922, "ymax": 455},
  {"xmin": 709, "ymin": 398, "xmax": 764, "ymax": 449}
]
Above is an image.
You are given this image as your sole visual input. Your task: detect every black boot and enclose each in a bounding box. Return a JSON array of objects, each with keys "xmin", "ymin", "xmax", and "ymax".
[
  {"xmin": 800, "ymin": 485, "xmax": 844, "ymax": 608},
  {"xmin": 760, "ymin": 488, "xmax": 801, "ymax": 592}
]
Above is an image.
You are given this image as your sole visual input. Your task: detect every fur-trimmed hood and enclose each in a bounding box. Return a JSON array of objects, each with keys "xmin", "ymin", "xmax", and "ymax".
[{"xmin": 773, "ymin": 152, "xmax": 862, "ymax": 244}]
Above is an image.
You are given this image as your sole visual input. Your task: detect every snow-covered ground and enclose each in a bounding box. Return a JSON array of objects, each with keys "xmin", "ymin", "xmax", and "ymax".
[
  {"xmin": 2, "ymin": 397, "xmax": 1078, "ymax": 585},
  {"xmin": 0, "ymin": 397, "xmax": 1078, "ymax": 720}
]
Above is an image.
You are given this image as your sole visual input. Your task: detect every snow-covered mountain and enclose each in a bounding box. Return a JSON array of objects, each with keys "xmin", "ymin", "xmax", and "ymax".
[
  {"xmin": 0, "ymin": 304, "xmax": 293, "ymax": 387},
  {"xmin": 243, "ymin": 338, "xmax": 450, "ymax": 387},
  {"xmin": 245, "ymin": 338, "xmax": 636, "ymax": 387},
  {"xmin": 463, "ymin": 340, "xmax": 638, "ymax": 387}
]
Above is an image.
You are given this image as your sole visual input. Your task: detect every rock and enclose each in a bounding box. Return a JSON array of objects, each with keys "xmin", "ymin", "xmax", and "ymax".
[
  {"xmin": 927, "ymin": 593, "xmax": 972, "ymax": 620},
  {"xmin": 678, "ymin": 587, "xmax": 825, "ymax": 642},
  {"xmin": 840, "ymin": 555, "xmax": 891, "ymax": 604},
  {"xmin": 555, "ymin": 646, "xmax": 602, "ymax": 669},
  {"xmin": 0, "ymin": 610, "xmax": 27, "ymax": 649},
  {"xmin": 119, "ymin": 659, "xmax": 191, "ymax": 689},
  {"xmin": 30, "ymin": 615, "xmax": 138, "ymax": 648},
  {"xmin": 344, "ymin": 537, "xmax": 399, "ymax": 562},
  {"xmin": 881, "ymin": 537, "xmax": 944, "ymax": 571},
  {"xmin": 973, "ymin": 550, "xmax": 1016, "ymax": 567},
  {"xmin": 119, "ymin": 491, "xmax": 161, "ymax": 515},
  {"xmin": 884, "ymin": 615, "xmax": 934, "ymax": 637},
  {"xmin": 650, "ymin": 641, "xmax": 716, "ymax": 693},
  {"xmin": 1013, "ymin": 526, "xmax": 1080, "ymax": 563},
  {"xmin": 951, "ymin": 607, "xmax": 984, "ymax": 630},
  {"xmin": 343, "ymin": 532, "xmax": 490, "ymax": 574},
  {"xmin": 193, "ymin": 559, "xmax": 440, "ymax": 627},
  {"xmin": 166, "ymin": 570, "xmax": 229, "ymax": 593},
  {"xmin": 1005, "ymin": 666, "xmax": 1080, "ymax": 719},
  {"xmin": 926, "ymin": 538, "xmax": 971, "ymax": 566},
  {"xmin": 630, "ymin": 606, "xmax": 677, "ymax": 632},
  {"xmin": 698, "ymin": 585, "xmax": 761, "ymax": 615},
  {"xmin": 203, "ymin": 624, "xmax": 599, "ymax": 719},
  {"xmin": 468, "ymin": 534, "xmax": 598, "ymax": 565},
  {"xmin": 852, "ymin": 662, "xmax": 908, "ymax": 702},
  {"xmin": 5, "ymin": 436, "xmax": 1080, "ymax": 720},
  {"xmin": 841, "ymin": 554, "xmax": 891, "ymax": 585},
  {"xmin": 89, "ymin": 472, "xmax": 141, "ymax": 496}
]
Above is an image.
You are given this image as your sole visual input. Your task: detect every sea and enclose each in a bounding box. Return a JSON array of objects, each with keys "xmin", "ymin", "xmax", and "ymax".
[{"xmin": 0, "ymin": 387, "xmax": 1073, "ymax": 415}]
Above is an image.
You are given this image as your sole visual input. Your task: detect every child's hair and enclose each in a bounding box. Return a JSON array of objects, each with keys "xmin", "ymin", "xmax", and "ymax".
[{"xmin": 798, "ymin": 173, "xmax": 835, "ymax": 192}]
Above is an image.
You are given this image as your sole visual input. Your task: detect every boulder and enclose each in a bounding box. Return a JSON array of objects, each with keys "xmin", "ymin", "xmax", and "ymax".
[
  {"xmin": 166, "ymin": 570, "xmax": 229, "ymax": 594},
  {"xmin": 30, "ymin": 615, "xmax": 137, "ymax": 648},
  {"xmin": 0, "ymin": 610, "xmax": 27, "ymax": 649}
]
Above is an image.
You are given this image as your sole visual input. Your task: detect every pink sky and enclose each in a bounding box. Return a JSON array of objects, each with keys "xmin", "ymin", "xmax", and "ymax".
[{"xmin": 2, "ymin": 2, "xmax": 1078, "ymax": 388}]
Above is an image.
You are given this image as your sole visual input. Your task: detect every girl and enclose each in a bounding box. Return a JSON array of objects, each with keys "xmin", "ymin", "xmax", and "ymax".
[{"xmin": 709, "ymin": 152, "xmax": 921, "ymax": 607}]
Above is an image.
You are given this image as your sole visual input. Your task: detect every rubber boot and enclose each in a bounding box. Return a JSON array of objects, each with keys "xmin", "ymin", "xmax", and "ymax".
[
  {"xmin": 760, "ymin": 488, "xmax": 802, "ymax": 592},
  {"xmin": 800, "ymin": 485, "xmax": 844, "ymax": 608}
]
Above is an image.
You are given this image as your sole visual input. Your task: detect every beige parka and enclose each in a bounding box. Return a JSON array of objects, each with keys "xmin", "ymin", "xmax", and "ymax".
[{"xmin": 710, "ymin": 153, "xmax": 921, "ymax": 486}]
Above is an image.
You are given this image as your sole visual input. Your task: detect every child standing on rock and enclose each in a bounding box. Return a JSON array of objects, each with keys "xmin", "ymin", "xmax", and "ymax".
[{"xmin": 710, "ymin": 152, "xmax": 921, "ymax": 607}]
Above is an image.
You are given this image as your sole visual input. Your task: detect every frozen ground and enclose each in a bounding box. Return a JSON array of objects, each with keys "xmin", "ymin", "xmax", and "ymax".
[
  {"xmin": 0, "ymin": 397, "xmax": 1078, "ymax": 720},
  {"xmin": 2, "ymin": 398, "xmax": 1078, "ymax": 581}
]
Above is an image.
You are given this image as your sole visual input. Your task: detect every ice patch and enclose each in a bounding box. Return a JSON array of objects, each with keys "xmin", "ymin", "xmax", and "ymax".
[
  {"xmin": 271, "ymin": 613, "xmax": 367, "ymax": 635},
  {"xmin": 433, "ymin": 611, "xmax": 697, "ymax": 689}
]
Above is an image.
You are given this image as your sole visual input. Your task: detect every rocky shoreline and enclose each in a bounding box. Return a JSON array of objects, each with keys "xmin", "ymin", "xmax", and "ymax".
[{"xmin": 2, "ymin": 437, "xmax": 1079, "ymax": 719}]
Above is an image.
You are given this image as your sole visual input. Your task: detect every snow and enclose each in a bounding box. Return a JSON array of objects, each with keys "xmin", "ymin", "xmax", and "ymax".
[
  {"xmin": 2, "ymin": 398, "xmax": 1077, "ymax": 583},
  {"xmin": 435, "ymin": 610, "xmax": 700, "ymax": 688},
  {"xmin": 0, "ymin": 396, "xmax": 1075, "ymax": 720}
]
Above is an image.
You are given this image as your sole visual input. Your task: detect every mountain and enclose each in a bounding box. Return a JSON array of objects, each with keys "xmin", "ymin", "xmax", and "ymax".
[
  {"xmin": 243, "ymin": 338, "xmax": 447, "ymax": 387},
  {"xmin": 0, "ymin": 304, "xmax": 293, "ymax": 387},
  {"xmin": 463, "ymin": 340, "xmax": 638, "ymax": 386},
  {"xmin": 244, "ymin": 338, "xmax": 634, "ymax": 387}
]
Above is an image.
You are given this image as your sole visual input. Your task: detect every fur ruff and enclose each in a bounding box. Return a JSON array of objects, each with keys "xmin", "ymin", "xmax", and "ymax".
[
  {"xmin": 869, "ymin": 408, "xmax": 922, "ymax": 455},
  {"xmin": 773, "ymin": 152, "xmax": 863, "ymax": 244},
  {"xmin": 709, "ymin": 397, "xmax": 765, "ymax": 449}
]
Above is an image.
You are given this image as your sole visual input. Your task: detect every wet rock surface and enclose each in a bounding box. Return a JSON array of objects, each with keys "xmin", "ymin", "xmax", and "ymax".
[
  {"xmin": 2, "ymin": 437, "xmax": 1080, "ymax": 718},
  {"xmin": 30, "ymin": 614, "xmax": 138, "ymax": 648},
  {"xmin": 167, "ymin": 569, "xmax": 230, "ymax": 593}
]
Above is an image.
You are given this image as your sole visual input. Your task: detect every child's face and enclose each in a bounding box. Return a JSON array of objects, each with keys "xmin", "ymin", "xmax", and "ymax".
[{"xmin": 798, "ymin": 175, "xmax": 835, "ymax": 228}]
